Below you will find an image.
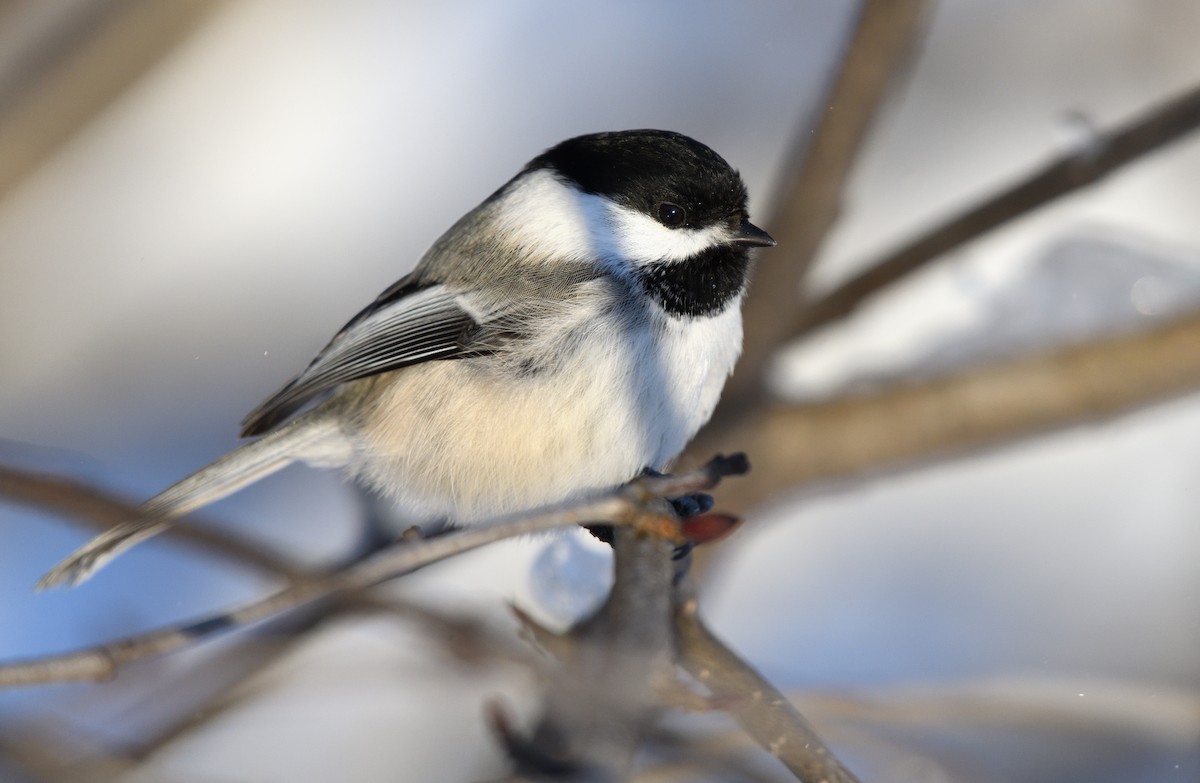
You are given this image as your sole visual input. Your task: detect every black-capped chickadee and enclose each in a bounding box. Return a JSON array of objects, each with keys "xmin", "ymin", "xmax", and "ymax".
[{"xmin": 40, "ymin": 129, "xmax": 775, "ymax": 588}]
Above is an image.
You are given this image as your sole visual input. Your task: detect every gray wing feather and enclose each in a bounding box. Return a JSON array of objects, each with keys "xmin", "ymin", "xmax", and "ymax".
[{"xmin": 240, "ymin": 284, "xmax": 482, "ymax": 436}]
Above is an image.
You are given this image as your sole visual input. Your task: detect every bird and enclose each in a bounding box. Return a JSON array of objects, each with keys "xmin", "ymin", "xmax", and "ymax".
[{"xmin": 38, "ymin": 129, "xmax": 775, "ymax": 589}]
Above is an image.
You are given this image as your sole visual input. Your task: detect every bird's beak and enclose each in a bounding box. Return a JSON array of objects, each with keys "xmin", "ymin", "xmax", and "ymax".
[{"xmin": 732, "ymin": 219, "xmax": 776, "ymax": 248}]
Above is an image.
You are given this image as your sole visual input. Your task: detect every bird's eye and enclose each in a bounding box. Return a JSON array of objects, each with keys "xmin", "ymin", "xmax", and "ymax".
[{"xmin": 656, "ymin": 202, "xmax": 686, "ymax": 227}]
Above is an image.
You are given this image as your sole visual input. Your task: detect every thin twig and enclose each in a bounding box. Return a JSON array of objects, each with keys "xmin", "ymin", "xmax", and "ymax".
[
  {"xmin": 789, "ymin": 82, "xmax": 1200, "ymax": 339},
  {"xmin": 633, "ymin": 724, "xmax": 794, "ymax": 783},
  {"xmin": 0, "ymin": 1, "xmax": 226, "ymax": 202},
  {"xmin": 795, "ymin": 677, "xmax": 1200, "ymax": 741},
  {"xmin": 0, "ymin": 726, "xmax": 135, "ymax": 783},
  {"xmin": 0, "ymin": 464, "xmax": 305, "ymax": 581},
  {"xmin": 674, "ymin": 584, "xmax": 861, "ymax": 783},
  {"xmin": 120, "ymin": 595, "xmax": 543, "ymax": 762},
  {"xmin": 0, "ymin": 457, "xmax": 745, "ymax": 688},
  {"xmin": 0, "ymin": 501, "xmax": 617, "ymax": 687},
  {"xmin": 717, "ymin": 0, "xmax": 931, "ymax": 422},
  {"xmin": 637, "ymin": 453, "xmax": 751, "ymax": 497}
]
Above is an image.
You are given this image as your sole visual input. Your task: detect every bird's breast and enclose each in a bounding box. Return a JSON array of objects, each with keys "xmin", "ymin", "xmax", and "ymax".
[{"xmin": 349, "ymin": 298, "xmax": 743, "ymax": 524}]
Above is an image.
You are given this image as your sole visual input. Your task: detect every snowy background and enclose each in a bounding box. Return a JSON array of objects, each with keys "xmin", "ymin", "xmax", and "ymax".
[{"xmin": 1, "ymin": 1, "xmax": 1199, "ymax": 781}]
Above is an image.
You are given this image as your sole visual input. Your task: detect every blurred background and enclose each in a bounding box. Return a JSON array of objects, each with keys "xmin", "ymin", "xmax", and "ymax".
[{"xmin": 1, "ymin": 1, "xmax": 1198, "ymax": 781}]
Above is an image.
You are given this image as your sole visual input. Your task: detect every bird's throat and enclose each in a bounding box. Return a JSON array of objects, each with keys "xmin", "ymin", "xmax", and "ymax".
[{"xmin": 636, "ymin": 245, "xmax": 749, "ymax": 318}]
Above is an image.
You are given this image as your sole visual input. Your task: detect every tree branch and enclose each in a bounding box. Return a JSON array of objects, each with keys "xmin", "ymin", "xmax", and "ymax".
[
  {"xmin": 0, "ymin": 456, "xmax": 746, "ymax": 688},
  {"xmin": 699, "ymin": 310, "xmax": 1200, "ymax": 510},
  {"xmin": 0, "ymin": 1, "xmax": 225, "ymax": 203},
  {"xmin": 789, "ymin": 82, "xmax": 1200, "ymax": 340},
  {"xmin": 674, "ymin": 583, "xmax": 861, "ymax": 783},
  {"xmin": 718, "ymin": 0, "xmax": 931, "ymax": 420},
  {"xmin": 632, "ymin": 724, "xmax": 794, "ymax": 783},
  {"xmin": 0, "ymin": 504, "xmax": 615, "ymax": 688},
  {"xmin": 0, "ymin": 464, "xmax": 305, "ymax": 581},
  {"xmin": 513, "ymin": 527, "xmax": 678, "ymax": 781},
  {"xmin": 490, "ymin": 457, "xmax": 756, "ymax": 779}
]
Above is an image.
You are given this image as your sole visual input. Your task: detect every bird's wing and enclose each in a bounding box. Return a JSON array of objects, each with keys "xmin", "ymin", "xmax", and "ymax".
[{"xmin": 240, "ymin": 277, "xmax": 487, "ymax": 437}]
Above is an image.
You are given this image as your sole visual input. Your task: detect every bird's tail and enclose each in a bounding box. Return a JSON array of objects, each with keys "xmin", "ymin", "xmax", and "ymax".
[{"xmin": 37, "ymin": 412, "xmax": 353, "ymax": 589}]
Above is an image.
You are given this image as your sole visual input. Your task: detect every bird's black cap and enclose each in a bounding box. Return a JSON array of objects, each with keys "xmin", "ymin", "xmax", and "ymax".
[{"xmin": 527, "ymin": 129, "xmax": 750, "ymax": 229}]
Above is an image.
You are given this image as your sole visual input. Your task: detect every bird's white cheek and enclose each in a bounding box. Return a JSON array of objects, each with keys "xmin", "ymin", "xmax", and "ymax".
[
  {"xmin": 491, "ymin": 171, "xmax": 730, "ymax": 267},
  {"xmin": 604, "ymin": 207, "xmax": 725, "ymax": 265}
]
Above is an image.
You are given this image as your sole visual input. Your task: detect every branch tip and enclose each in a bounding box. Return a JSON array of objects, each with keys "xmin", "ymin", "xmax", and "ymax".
[{"xmin": 710, "ymin": 452, "xmax": 751, "ymax": 478}]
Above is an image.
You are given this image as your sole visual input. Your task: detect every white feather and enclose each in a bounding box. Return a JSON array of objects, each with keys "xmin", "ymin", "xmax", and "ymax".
[
  {"xmin": 339, "ymin": 170, "xmax": 748, "ymax": 522},
  {"xmin": 352, "ymin": 279, "xmax": 743, "ymax": 524},
  {"xmin": 492, "ymin": 170, "xmax": 730, "ymax": 270}
]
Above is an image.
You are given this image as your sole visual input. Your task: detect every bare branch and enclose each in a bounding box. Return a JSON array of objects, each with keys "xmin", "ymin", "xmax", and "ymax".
[
  {"xmin": 0, "ymin": 1, "xmax": 225, "ymax": 203},
  {"xmin": 796, "ymin": 677, "xmax": 1200, "ymax": 742},
  {"xmin": 513, "ymin": 527, "xmax": 678, "ymax": 781},
  {"xmin": 121, "ymin": 595, "xmax": 545, "ymax": 762},
  {"xmin": 633, "ymin": 724, "xmax": 795, "ymax": 783},
  {"xmin": 637, "ymin": 453, "xmax": 751, "ymax": 497},
  {"xmin": 701, "ymin": 310, "xmax": 1200, "ymax": 510},
  {"xmin": 674, "ymin": 586, "xmax": 861, "ymax": 783},
  {"xmin": 495, "ymin": 458, "xmax": 748, "ymax": 779},
  {"xmin": 0, "ymin": 464, "xmax": 305, "ymax": 581},
  {"xmin": 717, "ymin": 0, "xmax": 931, "ymax": 420},
  {"xmin": 0, "ymin": 726, "xmax": 134, "ymax": 783},
  {"xmin": 0, "ymin": 506, "xmax": 610, "ymax": 688},
  {"xmin": 789, "ymin": 82, "xmax": 1200, "ymax": 339},
  {"xmin": 0, "ymin": 457, "xmax": 742, "ymax": 688}
]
